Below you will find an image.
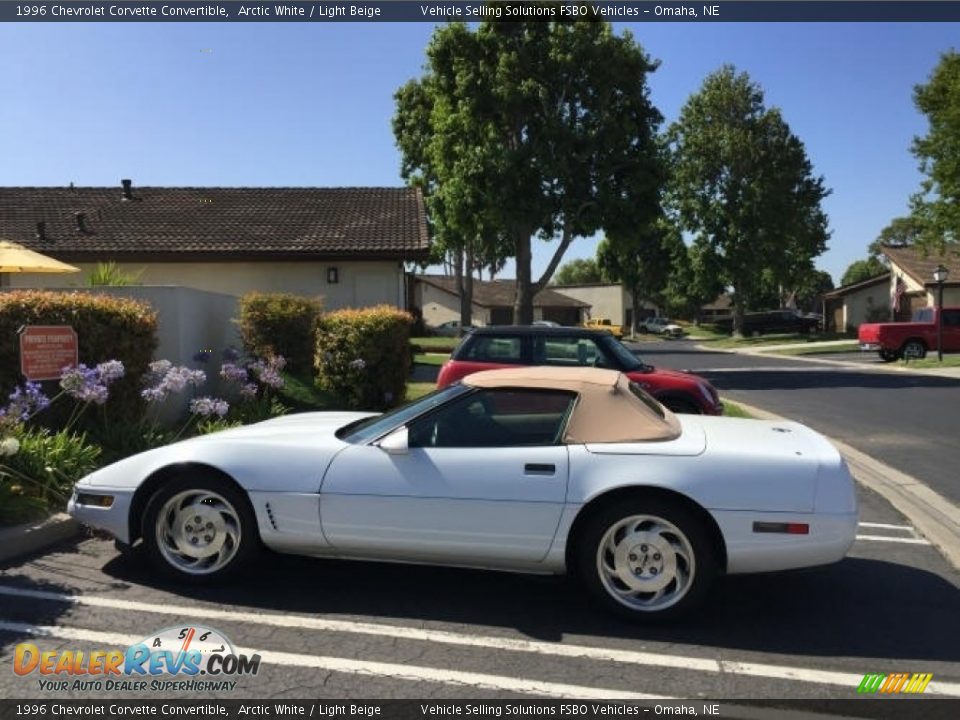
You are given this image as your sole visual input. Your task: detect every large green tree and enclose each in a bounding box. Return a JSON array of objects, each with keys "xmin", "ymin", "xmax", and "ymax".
[
  {"xmin": 395, "ymin": 15, "xmax": 665, "ymax": 324},
  {"xmin": 597, "ymin": 217, "xmax": 686, "ymax": 329},
  {"xmin": 666, "ymin": 66, "xmax": 830, "ymax": 335},
  {"xmin": 910, "ymin": 51, "xmax": 960, "ymax": 250},
  {"xmin": 553, "ymin": 258, "xmax": 603, "ymax": 286},
  {"xmin": 841, "ymin": 257, "xmax": 888, "ymax": 287}
]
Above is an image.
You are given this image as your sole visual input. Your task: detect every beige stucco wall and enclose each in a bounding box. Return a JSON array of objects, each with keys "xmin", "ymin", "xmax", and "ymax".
[
  {"xmin": 884, "ymin": 262, "xmax": 960, "ymax": 308},
  {"xmin": 417, "ymin": 283, "xmax": 490, "ymax": 326},
  {"xmin": 10, "ymin": 260, "xmax": 406, "ymax": 310},
  {"xmin": 841, "ymin": 283, "xmax": 891, "ymax": 329},
  {"xmin": 552, "ymin": 284, "xmax": 658, "ymax": 326}
]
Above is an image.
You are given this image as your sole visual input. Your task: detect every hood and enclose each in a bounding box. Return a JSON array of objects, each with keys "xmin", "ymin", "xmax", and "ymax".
[{"xmin": 191, "ymin": 411, "xmax": 377, "ymax": 443}]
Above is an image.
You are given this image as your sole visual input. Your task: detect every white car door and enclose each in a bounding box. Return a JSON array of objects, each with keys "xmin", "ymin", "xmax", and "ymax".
[{"xmin": 320, "ymin": 388, "xmax": 574, "ymax": 564}]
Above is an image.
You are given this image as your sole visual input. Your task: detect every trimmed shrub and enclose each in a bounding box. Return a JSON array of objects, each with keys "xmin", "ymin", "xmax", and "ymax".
[
  {"xmin": 315, "ymin": 306, "xmax": 413, "ymax": 410},
  {"xmin": 0, "ymin": 291, "xmax": 157, "ymax": 423},
  {"xmin": 239, "ymin": 292, "xmax": 323, "ymax": 376}
]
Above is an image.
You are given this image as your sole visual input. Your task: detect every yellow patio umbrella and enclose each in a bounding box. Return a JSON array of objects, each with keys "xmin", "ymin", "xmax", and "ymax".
[{"xmin": 0, "ymin": 239, "xmax": 80, "ymax": 275}]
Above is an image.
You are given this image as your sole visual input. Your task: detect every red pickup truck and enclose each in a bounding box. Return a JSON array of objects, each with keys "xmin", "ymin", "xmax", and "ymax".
[{"xmin": 858, "ymin": 306, "xmax": 960, "ymax": 361}]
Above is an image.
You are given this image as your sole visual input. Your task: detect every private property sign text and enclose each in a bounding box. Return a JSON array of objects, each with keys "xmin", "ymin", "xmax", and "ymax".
[{"xmin": 19, "ymin": 326, "xmax": 79, "ymax": 381}]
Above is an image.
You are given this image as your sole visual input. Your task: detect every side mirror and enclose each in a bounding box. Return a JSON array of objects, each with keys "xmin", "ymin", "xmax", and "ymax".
[{"xmin": 378, "ymin": 426, "xmax": 409, "ymax": 455}]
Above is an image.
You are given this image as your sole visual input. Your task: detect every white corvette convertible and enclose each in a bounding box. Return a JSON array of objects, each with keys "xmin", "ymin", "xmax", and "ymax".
[{"xmin": 69, "ymin": 366, "xmax": 857, "ymax": 619}]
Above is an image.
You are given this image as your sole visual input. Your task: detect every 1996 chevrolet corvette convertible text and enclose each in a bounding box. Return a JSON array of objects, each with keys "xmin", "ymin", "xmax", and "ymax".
[{"xmin": 69, "ymin": 366, "xmax": 857, "ymax": 620}]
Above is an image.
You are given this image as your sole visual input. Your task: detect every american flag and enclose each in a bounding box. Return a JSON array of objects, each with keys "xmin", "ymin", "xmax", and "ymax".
[{"xmin": 892, "ymin": 275, "xmax": 907, "ymax": 312}]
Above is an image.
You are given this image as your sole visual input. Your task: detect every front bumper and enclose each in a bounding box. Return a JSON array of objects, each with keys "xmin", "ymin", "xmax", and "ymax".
[{"xmin": 68, "ymin": 485, "xmax": 135, "ymax": 544}]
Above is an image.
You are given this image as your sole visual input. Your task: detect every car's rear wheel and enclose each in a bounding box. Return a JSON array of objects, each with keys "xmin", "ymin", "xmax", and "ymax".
[
  {"xmin": 901, "ymin": 339, "xmax": 927, "ymax": 360},
  {"xmin": 142, "ymin": 476, "xmax": 258, "ymax": 583},
  {"xmin": 576, "ymin": 498, "xmax": 718, "ymax": 621}
]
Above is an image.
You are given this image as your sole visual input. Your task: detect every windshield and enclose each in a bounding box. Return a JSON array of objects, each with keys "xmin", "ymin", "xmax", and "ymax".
[
  {"xmin": 598, "ymin": 335, "xmax": 645, "ymax": 371},
  {"xmin": 337, "ymin": 383, "xmax": 470, "ymax": 444}
]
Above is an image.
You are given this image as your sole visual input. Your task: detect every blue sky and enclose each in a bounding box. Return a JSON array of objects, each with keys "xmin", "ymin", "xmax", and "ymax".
[{"xmin": 0, "ymin": 20, "xmax": 956, "ymax": 285}]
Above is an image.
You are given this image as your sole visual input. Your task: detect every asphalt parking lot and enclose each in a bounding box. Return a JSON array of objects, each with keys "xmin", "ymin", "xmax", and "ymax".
[{"xmin": 1, "ymin": 483, "xmax": 958, "ymax": 701}]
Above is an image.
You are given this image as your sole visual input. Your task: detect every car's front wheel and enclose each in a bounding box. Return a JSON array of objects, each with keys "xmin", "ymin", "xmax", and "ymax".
[
  {"xmin": 142, "ymin": 476, "xmax": 258, "ymax": 583},
  {"xmin": 660, "ymin": 397, "xmax": 701, "ymax": 415},
  {"xmin": 576, "ymin": 498, "xmax": 719, "ymax": 621}
]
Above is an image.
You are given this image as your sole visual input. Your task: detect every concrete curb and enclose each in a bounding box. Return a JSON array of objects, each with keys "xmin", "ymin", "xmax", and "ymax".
[
  {"xmin": 0, "ymin": 512, "xmax": 80, "ymax": 565},
  {"xmin": 731, "ymin": 399, "xmax": 960, "ymax": 571}
]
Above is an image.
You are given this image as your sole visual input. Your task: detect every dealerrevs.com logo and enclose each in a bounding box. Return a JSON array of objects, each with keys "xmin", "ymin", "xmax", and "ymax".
[{"xmin": 14, "ymin": 625, "xmax": 261, "ymax": 693}]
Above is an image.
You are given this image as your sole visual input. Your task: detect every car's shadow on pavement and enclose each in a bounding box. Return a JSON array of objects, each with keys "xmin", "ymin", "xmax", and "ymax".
[{"xmin": 99, "ymin": 551, "xmax": 960, "ymax": 663}]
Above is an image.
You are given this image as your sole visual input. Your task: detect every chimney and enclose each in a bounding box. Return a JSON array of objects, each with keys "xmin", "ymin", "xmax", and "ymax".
[
  {"xmin": 35, "ymin": 221, "xmax": 47, "ymax": 243},
  {"xmin": 121, "ymin": 178, "xmax": 133, "ymax": 201},
  {"xmin": 75, "ymin": 212, "xmax": 87, "ymax": 233}
]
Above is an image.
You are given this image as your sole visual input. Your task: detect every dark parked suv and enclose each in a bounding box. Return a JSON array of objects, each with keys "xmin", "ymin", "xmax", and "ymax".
[
  {"xmin": 713, "ymin": 309, "xmax": 821, "ymax": 335},
  {"xmin": 437, "ymin": 327, "xmax": 722, "ymax": 415}
]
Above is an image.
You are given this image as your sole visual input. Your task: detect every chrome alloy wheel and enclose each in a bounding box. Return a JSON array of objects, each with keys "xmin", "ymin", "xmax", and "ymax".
[
  {"xmin": 155, "ymin": 489, "xmax": 241, "ymax": 575},
  {"xmin": 596, "ymin": 514, "xmax": 695, "ymax": 612}
]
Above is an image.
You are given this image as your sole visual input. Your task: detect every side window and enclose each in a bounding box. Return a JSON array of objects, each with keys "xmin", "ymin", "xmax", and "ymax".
[
  {"xmin": 535, "ymin": 337, "xmax": 614, "ymax": 368},
  {"xmin": 943, "ymin": 310, "xmax": 960, "ymax": 327},
  {"xmin": 463, "ymin": 336, "xmax": 523, "ymax": 363},
  {"xmin": 408, "ymin": 389, "xmax": 576, "ymax": 448}
]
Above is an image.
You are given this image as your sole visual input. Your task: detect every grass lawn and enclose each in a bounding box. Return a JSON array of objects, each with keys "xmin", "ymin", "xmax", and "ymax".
[
  {"xmin": 411, "ymin": 336, "xmax": 461, "ymax": 352},
  {"xmin": 769, "ymin": 342, "xmax": 861, "ymax": 356},
  {"xmin": 694, "ymin": 330, "xmax": 854, "ymax": 349},
  {"xmin": 722, "ymin": 401, "xmax": 753, "ymax": 419},
  {"xmin": 414, "ymin": 353, "xmax": 450, "ymax": 366},
  {"xmin": 406, "ymin": 381, "xmax": 436, "ymax": 400},
  {"xmin": 898, "ymin": 354, "xmax": 960, "ymax": 369}
]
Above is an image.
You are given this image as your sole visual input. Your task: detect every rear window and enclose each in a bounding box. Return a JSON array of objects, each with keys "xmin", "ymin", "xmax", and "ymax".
[{"xmin": 913, "ymin": 308, "xmax": 933, "ymax": 322}]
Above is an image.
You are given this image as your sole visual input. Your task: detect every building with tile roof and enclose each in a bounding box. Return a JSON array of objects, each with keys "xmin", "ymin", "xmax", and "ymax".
[
  {"xmin": 413, "ymin": 274, "xmax": 589, "ymax": 327},
  {"xmin": 0, "ymin": 181, "xmax": 429, "ymax": 309}
]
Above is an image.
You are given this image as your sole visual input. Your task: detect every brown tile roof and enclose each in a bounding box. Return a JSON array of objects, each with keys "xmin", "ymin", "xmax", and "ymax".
[
  {"xmin": 883, "ymin": 245, "xmax": 960, "ymax": 287},
  {"xmin": 416, "ymin": 274, "xmax": 589, "ymax": 308},
  {"xmin": 0, "ymin": 185, "xmax": 430, "ymax": 261},
  {"xmin": 823, "ymin": 272, "xmax": 890, "ymax": 299}
]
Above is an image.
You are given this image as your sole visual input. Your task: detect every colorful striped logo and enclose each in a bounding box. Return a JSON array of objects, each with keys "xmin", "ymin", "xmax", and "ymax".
[{"xmin": 857, "ymin": 673, "xmax": 933, "ymax": 694}]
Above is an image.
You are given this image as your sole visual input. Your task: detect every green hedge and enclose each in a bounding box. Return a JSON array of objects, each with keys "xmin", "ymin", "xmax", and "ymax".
[
  {"xmin": 239, "ymin": 292, "xmax": 323, "ymax": 376},
  {"xmin": 0, "ymin": 291, "xmax": 158, "ymax": 422},
  {"xmin": 315, "ymin": 306, "xmax": 413, "ymax": 410}
]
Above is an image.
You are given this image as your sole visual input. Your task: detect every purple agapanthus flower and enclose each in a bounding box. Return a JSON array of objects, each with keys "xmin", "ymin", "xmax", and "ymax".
[
  {"xmin": 220, "ymin": 362, "xmax": 249, "ymax": 384},
  {"xmin": 189, "ymin": 396, "xmax": 229, "ymax": 418},
  {"xmin": 349, "ymin": 358, "xmax": 366, "ymax": 371},
  {"xmin": 140, "ymin": 363, "xmax": 206, "ymax": 403},
  {"xmin": 2, "ymin": 381, "xmax": 52, "ymax": 421},
  {"xmin": 240, "ymin": 383, "xmax": 259, "ymax": 399},
  {"xmin": 249, "ymin": 355, "xmax": 286, "ymax": 390},
  {"xmin": 95, "ymin": 360, "xmax": 125, "ymax": 384}
]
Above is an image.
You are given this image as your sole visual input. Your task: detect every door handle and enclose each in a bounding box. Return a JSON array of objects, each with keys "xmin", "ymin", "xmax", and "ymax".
[{"xmin": 524, "ymin": 463, "xmax": 555, "ymax": 475}]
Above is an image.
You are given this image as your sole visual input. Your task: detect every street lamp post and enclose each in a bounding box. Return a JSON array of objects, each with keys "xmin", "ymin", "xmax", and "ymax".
[{"xmin": 933, "ymin": 264, "xmax": 949, "ymax": 362}]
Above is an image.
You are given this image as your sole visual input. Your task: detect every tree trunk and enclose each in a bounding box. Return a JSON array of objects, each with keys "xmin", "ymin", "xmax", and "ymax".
[
  {"xmin": 513, "ymin": 233, "xmax": 535, "ymax": 325},
  {"xmin": 732, "ymin": 287, "xmax": 746, "ymax": 338},
  {"xmin": 461, "ymin": 242, "xmax": 475, "ymax": 329},
  {"xmin": 631, "ymin": 288, "xmax": 641, "ymax": 335}
]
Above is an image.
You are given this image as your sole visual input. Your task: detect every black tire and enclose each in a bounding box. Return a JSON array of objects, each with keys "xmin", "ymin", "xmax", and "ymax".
[
  {"xmin": 878, "ymin": 350, "xmax": 898, "ymax": 363},
  {"xmin": 660, "ymin": 397, "xmax": 701, "ymax": 415},
  {"xmin": 575, "ymin": 497, "xmax": 719, "ymax": 621},
  {"xmin": 142, "ymin": 475, "xmax": 259, "ymax": 584},
  {"xmin": 900, "ymin": 339, "xmax": 927, "ymax": 360}
]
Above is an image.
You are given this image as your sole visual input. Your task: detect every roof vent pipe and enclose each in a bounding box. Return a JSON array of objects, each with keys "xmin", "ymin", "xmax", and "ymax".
[
  {"xmin": 35, "ymin": 221, "xmax": 47, "ymax": 243},
  {"xmin": 75, "ymin": 212, "xmax": 87, "ymax": 233},
  {"xmin": 121, "ymin": 178, "xmax": 133, "ymax": 200}
]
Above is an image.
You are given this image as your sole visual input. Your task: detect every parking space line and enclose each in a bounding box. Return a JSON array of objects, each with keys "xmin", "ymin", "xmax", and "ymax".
[
  {"xmin": 1, "ymin": 586, "xmax": 959, "ymax": 695},
  {"xmin": 855, "ymin": 534, "xmax": 931, "ymax": 545},
  {"xmin": 0, "ymin": 619, "xmax": 659, "ymax": 699},
  {"xmin": 858, "ymin": 522, "xmax": 913, "ymax": 531}
]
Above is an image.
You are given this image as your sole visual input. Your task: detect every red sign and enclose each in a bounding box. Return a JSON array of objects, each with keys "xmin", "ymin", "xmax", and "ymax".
[{"xmin": 19, "ymin": 326, "xmax": 79, "ymax": 381}]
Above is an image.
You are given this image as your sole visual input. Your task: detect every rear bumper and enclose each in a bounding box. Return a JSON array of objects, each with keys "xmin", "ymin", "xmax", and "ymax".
[
  {"xmin": 859, "ymin": 343, "xmax": 882, "ymax": 352},
  {"xmin": 713, "ymin": 509, "xmax": 858, "ymax": 574}
]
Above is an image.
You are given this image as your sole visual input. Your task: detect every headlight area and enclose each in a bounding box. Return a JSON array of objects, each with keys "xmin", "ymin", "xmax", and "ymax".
[{"xmin": 74, "ymin": 492, "xmax": 115, "ymax": 508}]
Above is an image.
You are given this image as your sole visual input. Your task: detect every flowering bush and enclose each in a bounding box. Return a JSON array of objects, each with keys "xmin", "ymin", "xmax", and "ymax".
[
  {"xmin": 0, "ymin": 290, "xmax": 157, "ymax": 423},
  {"xmin": 315, "ymin": 306, "xmax": 413, "ymax": 410},
  {"xmin": 239, "ymin": 292, "xmax": 322, "ymax": 376}
]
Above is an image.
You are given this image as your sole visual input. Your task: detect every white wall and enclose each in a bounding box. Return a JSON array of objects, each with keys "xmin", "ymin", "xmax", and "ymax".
[
  {"xmin": 417, "ymin": 283, "xmax": 490, "ymax": 326},
  {"xmin": 12, "ymin": 260, "xmax": 406, "ymax": 310},
  {"xmin": 552, "ymin": 284, "xmax": 658, "ymax": 326}
]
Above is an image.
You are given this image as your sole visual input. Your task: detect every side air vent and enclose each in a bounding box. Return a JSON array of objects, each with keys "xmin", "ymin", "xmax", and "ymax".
[{"xmin": 264, "ymin": 502, "xmax": 278, "ymax": 531}]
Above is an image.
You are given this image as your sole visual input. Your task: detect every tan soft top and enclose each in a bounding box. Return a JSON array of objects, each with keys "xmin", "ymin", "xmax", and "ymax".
[{"xmin": 464, "ymin": 366, "xmax": 681, "ymax": 443}]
